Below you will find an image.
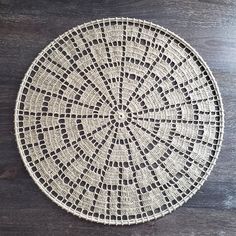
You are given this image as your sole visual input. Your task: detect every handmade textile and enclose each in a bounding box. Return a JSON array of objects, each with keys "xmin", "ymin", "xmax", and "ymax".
[{"xmin": 15, "ymin": 18, "xmax": 224, "ymax": 225}]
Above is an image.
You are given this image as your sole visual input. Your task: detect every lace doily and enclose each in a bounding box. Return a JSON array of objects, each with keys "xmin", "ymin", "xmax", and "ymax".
[{"xmin": 15, "ymin": 18, "xmax": 224, "ymax": 225}]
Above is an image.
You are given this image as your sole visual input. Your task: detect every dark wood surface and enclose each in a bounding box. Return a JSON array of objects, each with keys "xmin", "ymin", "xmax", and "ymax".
[{"xmin": 0, "ymin": 0, "xmax": 236, "ymax": 235}]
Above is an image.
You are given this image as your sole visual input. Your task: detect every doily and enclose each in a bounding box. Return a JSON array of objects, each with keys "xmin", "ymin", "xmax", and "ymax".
[{"xmin": 15, "ymin": 18, "xmax": 224, "ymax": 225}]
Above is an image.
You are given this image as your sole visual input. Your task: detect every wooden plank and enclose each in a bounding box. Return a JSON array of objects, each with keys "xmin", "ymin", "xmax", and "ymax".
[{"xmin": 0, "ymin": 207, "xmax": 235, "ymax": 236}]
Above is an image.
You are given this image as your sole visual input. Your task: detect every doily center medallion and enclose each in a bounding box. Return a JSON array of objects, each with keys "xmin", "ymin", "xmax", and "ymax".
[{"xmin": 15, "ymin": 18, "xmax": 224, "ymax": 225}]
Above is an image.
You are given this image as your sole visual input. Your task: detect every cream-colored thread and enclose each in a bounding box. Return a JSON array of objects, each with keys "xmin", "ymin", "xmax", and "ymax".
[{"xmin": 14, "ymin": 18, "xmax": 224, "ymax": 225}]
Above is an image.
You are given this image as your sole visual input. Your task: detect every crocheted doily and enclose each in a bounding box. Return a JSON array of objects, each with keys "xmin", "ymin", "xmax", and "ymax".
[{"xmin": 15, "ymin": 18, "xmax": 224, "ymax": 225}]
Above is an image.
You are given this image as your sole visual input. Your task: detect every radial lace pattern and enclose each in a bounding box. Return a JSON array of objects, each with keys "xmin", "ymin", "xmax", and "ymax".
[{"xmin": 15, "ymin": 18, "xmax": 224, "ymax": 225}]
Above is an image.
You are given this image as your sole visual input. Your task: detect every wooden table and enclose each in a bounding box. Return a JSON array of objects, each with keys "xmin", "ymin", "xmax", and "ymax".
[{"xmin": 0, "ymin": 0, "xmax": 235, "ymax": 235}]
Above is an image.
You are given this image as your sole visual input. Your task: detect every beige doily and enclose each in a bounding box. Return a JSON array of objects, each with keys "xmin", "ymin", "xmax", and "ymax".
[{"xmin": 15, "ymin": 18, "xmax": 224, "ymax": 225}]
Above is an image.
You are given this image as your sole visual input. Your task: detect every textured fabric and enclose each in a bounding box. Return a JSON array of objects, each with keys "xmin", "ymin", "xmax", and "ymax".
[{"xmin": 15, "ymin": 18, "xmax": 224, "ymax": 225}]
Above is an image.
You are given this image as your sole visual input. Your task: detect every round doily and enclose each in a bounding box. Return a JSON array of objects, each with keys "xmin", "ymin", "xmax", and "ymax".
[{"xmin": 15, "ymin": 18, "xmax": 224, "ymax": 225}]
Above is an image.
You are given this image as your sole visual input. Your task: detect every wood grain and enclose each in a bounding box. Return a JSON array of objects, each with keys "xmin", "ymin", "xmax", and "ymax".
[{"xmin": 0, "ymin": 0, "xmax": 235, "ymax": 235}]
